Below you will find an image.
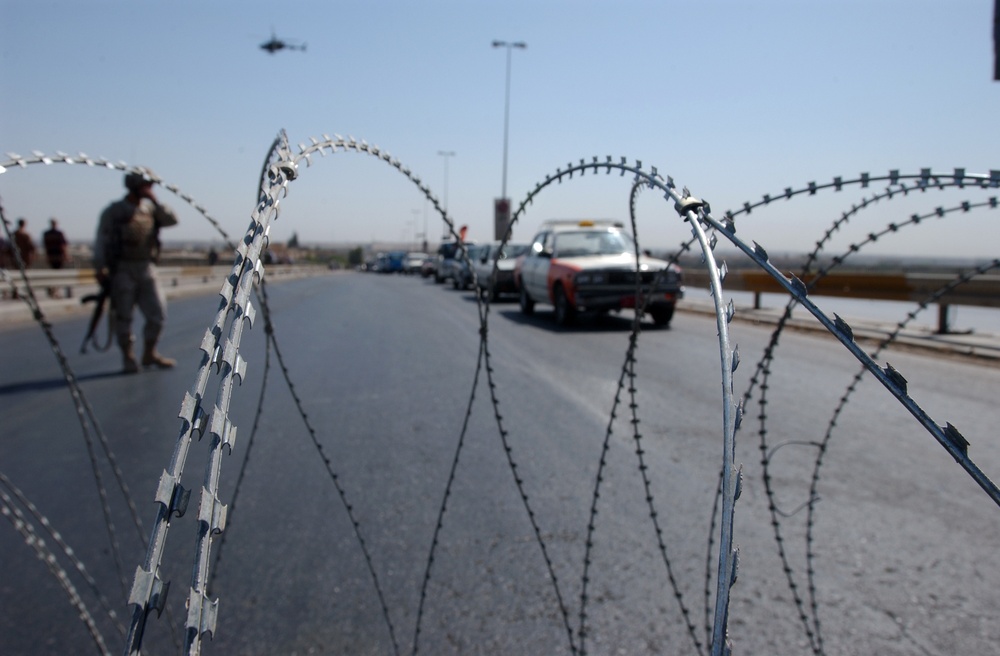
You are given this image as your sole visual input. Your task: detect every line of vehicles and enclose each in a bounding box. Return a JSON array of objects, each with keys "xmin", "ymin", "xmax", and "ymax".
[{"xmin": 364, "ymin": 220, "xmax": 685, "ymax": 327}]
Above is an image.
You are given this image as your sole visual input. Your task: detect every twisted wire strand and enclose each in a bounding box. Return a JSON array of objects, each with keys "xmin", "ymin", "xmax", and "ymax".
[
  {"xmin": 288, "ymin": 133, "xmax": 557, "ymax": 656},
  {"xmin": 749, "ymin": 189, "xmax": 997, "ymax": 652},
  {"xmin": 124, "ymin": 135, "xmax": 296, "ymax": 655},
  {"xmin": 0, "ymin": 470, "xmax": 125, "ymax": 635},
  {"xmin": 5, "ymin": 141, "xmax": 999, "ymax": 655},
  {"xmin": 576, "ymin": 332, "xmax": 637, "ymax": 655},
  {"xmin": 462, "ymin": 204, "xmax": 582, "ymax": 656},
  {"xmin": 494, "ymin": 163, "xmax": 642, "ymax": 655},
  {"xmin": 697, "ymin": 196, "xmax": 1000, "ymax": 504},
  {"xmin": 480, "ymin": 332, "xmax": 580, "ymax": 655},
  {"xmin": 0, "ymin": 143, "xmax": 391, "ymax": 653},
  {"xmin": 411, "ymin": 339, "xmax": 488, "ymax": 655},
  {"xmin": 281, "ymin": 134, "xmax": 466, "ymax": 656},
  {"xmin": 580, "ymin": 177, "xmax": 711, "ymax": 653},
  {"xmin": 0, "ymin": 147, "xmax": 296, "ymax": 656},
  {"xmin": 616, "ymin": 182, "xmax": 731, "ymax": 654},
  {"xmin": 0, "ymin": 193, "xmax": 139, "ymax": 599},
  {"xmin": 181, "ymin": 140, "xmax": 305, "ymax": 655},
  {"xmin": 773, "ymin": 195, "xmax": 999, "ymax": 650},
  {"xmin": 206, "ymin": 134, "xmax": 291, "ymax": 593},
  {"xmin": 623, "ymin": 179, "xmax": 704, "ymax": 655},
  {"xmin": 802, "ymin": 258, "xmax": 1000, "ymax": 652},
  {"xmin": 691, "ymin": 206, "xmax": 1000, "ymax": 655},
  {"xmin": 263, "ymin": 280, "xmax": 402, "ymax": 656},
  {"xmin": 709, "ymin": 177, "xmax": 1000, "ymax": 653},
  {"xmin": 0, "ymin": 482, "xmax": 111, "ymax": 656},
  {"xmin": 702, "ymin": 470, "xmax": 724, "ymax": 649},
  {"xmin": 683, "ymin": 206, "xmax": 742, "ymax": 656},
  {"xmin": 0, "ymin": 151, "xmax": 235, "ymax": 245},
  {"xmin": 726, "ymin": 168, "xmax": 1000, "ymax": 221},
  {"xmin": 491, "ymin": 156, "xmax": 741, "ymax": 654},
  {"xmin": 162, "ymin": 157, "xmax": 998, "ymax": 653},
  {"xmin": 206, "ymin": 282, "xmax": 273, "ymax": 594},
  {"xmin": 460, "ymin": 218, "xmax": 587, "ymax": 656},
  {"xmin": 739, "ymin": 189, "xmax": 915, "ymax": 655}
]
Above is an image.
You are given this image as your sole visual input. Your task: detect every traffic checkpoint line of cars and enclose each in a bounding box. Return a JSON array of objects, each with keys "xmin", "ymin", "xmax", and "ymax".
[
  {"xmin": 363, "ymin": 251, "xmax": 430, "ymax": 274},
  {"xmin": 422, "ymin": 220, "xmax": 685, "ymax": 327}
]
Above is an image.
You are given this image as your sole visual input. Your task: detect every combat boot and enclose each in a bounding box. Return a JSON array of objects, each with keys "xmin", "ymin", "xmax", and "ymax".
[
  {"xmin": 142, "ymin": 339, "xmax": 176, "ymax": 369},
  {"xmin": 122, "ymin": 343, "xmax": 139, "ymax": 375}
]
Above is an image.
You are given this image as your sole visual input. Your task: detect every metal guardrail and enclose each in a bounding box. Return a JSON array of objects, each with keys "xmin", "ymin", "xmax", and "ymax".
[
  {"xmin": 1, "ymin": 264, "xmax": 327, "ymax": 300},
  {"xmin": 682, "ymin": 269, "xmax": 1000, "ymax": 333}
]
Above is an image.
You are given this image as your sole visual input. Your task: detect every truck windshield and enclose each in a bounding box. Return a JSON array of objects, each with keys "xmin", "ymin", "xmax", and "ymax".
[{"xmin": 553, "ymin": 230, "xmax": 633, "ymax": 257}]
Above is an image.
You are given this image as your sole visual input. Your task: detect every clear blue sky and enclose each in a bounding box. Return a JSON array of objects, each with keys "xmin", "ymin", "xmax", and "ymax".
[{"xmin": 2, "ymin": 0, "xmax": 998, "ymax": 258}]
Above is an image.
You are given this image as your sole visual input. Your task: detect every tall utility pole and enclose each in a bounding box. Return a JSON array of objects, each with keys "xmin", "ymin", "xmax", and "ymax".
[
  {"xmin": 411, "ymin": 208, "xmax": 422, "ymax": 250},
  {"xmin": 994, "ymin": 0, "xmax": 999, "ymax": 80},
  {"xmin": 437, "ymin": 150, "xmax": 455, "ymax": 239},
  {"xmin": 420, "ymin": 202, "xmax": 429, "ymax": 253},
  {"xmin": 492, "ymin": 40, "xmax": 526, "ymax": 240}
]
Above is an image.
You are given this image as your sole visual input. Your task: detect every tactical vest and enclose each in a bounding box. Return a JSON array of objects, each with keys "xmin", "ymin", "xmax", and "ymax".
[{"xmin": 112, "ymin": 202, "xmax": 161, "ymax": 263}]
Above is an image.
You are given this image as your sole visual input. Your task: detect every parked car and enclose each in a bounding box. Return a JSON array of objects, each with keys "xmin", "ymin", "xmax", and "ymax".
[
  {"xmin": 472, "ymin": 241, "xmax": 530, "ymax": 301},
  {"xmin": 404, "ymin": 252, "xmax": 429, "ymax": 275},
  {"xmin": 434, "ymin": 241, "xmax": 458, "ymax": 283},
  {"xmin": 381, "ymin": 250, "xmax": 407, "ymax": 274},
  {"xmin": 366, "ymin": 252, "xmax": 389, "ymax": 272},
  {"xmin": 514, "ymin": 220, "xmax": 684, "ymax": 326},
  {"xmin": 420, "ymin": 256, "xmax": 437, "ymax": 278},
  {"xmin": 434, "ymin": 240, "xmax": 476, "ymax": 284},
  {"xmin": 452, "ymin": 244, "xmax": 489, "ymax": 290}
]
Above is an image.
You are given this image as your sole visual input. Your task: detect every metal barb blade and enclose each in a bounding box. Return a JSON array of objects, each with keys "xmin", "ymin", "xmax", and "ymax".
[
  {"xmin": 753, "ymin": 241, "xmax": 769, "ymax": 262},
  {"xmin": 789, "ymin": 274, "xmax": 808, "ymax": 298},
  {"xmin": 883, "ymin": 363, "xmax": 908, "ymax": 395},
  {"xmin": 730, "ymin": 548, "xmax": 741, "ymax": 586},
  {"xmin": 943, "ymin": 423, "xmax": 970, "ymax": 457},
  {"xmin": 833, "ymin": 314, "xmax": 854, "ymax": 342}
]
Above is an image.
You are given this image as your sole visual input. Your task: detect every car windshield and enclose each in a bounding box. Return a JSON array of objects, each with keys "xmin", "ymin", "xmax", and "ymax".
[{"xmin": 553, "ymin": 230, "xmax": 633, "ymax": 257}]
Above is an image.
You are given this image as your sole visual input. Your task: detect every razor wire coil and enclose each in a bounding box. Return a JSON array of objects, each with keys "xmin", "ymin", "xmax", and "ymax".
[{"xmin": 1, "ymin": 145, "xmax": 998, "ymax": 656}]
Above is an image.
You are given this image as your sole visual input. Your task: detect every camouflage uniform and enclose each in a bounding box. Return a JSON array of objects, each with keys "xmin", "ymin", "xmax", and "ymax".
[{"xmin": 94, "ymin": 196, "xmax": 178, "ymax": 356}]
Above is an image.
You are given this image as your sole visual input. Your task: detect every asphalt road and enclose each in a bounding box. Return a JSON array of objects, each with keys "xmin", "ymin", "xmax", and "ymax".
[{"xmin": 1, "ymin": 273, "xmax": 998, "ymax": 656}]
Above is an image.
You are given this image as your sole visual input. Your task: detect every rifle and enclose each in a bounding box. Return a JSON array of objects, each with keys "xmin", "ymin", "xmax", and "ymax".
[{"xmin": 80, "ymin": 276, "xmax": 113, "ymax": 354}]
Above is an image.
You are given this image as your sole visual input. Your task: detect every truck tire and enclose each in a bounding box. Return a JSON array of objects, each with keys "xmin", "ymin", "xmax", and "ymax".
[
  {"xmin": 651, "ymin": 305, "xmax": 674, "ymax": 327},
  {"xmin": 519, "ymin": 285, "xmax": 535, "ymax": 315},
  {"xmin": 553, "ymin": 284, "xmax": 575, "ymax": 326}
]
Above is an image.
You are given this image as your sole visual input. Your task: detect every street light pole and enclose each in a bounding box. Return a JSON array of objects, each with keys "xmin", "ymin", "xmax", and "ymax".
[
  {"xmin": 437, "ymin": 150, "xmax": 455, "ymax": 239},
  {"xmin": 422, "ymin": 199, "xmax": 429, "ymax": 252},
  {"xmin": 411, "ymin": 208, "xmax": 421, "ymax": 249},
  {"xmin": 492, "ymin": 40, "xmax": 526, "ymax": 240}
]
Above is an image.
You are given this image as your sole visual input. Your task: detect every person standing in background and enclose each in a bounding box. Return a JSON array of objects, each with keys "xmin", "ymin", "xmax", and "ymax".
[
  {"xmin": 12, "ymin": 218, "xmax": 36, "ymax": 268},
  {"xmin": 0, "ymin": 234, "xmax": 10, "ymax": 269},
  {"xmin": 43, "ymin": 218, "xmax": 69, "ymax": 269}
]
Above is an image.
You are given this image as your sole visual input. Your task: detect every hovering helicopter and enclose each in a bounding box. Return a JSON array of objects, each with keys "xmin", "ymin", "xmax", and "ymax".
[{"xmin": 259, "ymin": 30, "xmax": 306, "ymax": 54}]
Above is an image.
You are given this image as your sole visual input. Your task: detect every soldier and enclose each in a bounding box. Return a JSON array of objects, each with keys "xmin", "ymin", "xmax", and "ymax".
[
  {"xmin": 12, "ymin": 218, "xmax": 36, "ymax": 268},
  {"xmin": 43, "ymin": 218, "xmax": 69, "ymax": 269},
  {"xmin": 94, "ymin": 169, "xmax": 179, "ymax": 374}
]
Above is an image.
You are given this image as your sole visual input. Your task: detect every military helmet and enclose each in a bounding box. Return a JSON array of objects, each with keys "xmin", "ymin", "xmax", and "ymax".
[{"xmin": 124, "ymin": 168, "xmax": 155, "ymax": 191}]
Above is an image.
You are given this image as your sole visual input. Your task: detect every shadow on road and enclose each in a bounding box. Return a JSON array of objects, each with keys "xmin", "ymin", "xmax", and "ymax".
[
  {"xmin": 494, "ymin": 307, "xmax": 669, "ymax": 333},
  {"xmin": 432, "ymin": 282, "xmax": 673, "ymax": 333},
  {"xmin": 0, "ymin": 370, "xmax": 125, "ymax": 396}
]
